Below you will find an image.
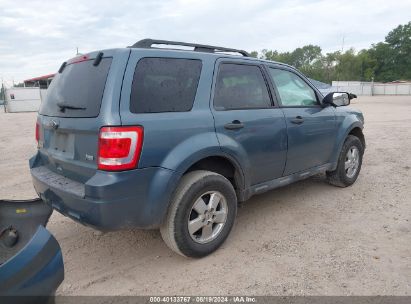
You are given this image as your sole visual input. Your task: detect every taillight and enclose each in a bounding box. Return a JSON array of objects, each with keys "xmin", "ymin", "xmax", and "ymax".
[
  {"xmin": 35, "ymin": 122, "xmax": 40, "ymax": 143},
  {"xmin": 97, "ymin": 126, "xmax": 144, "ymax": 171}
]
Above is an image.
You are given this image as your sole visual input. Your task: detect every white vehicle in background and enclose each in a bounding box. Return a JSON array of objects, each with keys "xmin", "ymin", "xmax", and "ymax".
[
  {"xmin": 3, "ymin": 74, "xmax": 54, "ymax": 113},
  {"xmin": 4, "ymin": 87, "xmax": 44, "ymax": 113}
]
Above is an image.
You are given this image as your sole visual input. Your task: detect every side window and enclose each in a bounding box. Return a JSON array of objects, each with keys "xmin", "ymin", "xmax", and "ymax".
[
  {"xmin": 214, "ymin": 63, "xmax": 271, "ymax": 110},
  {"xmin": 269, "ymin": 68, "xmax": 318, "ymax": 107},
  {"xmin": 130, "ymin": 58, "xmax": 202, "ymax": 113}
]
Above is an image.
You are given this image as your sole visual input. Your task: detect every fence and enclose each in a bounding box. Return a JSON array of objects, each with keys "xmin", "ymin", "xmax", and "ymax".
[{"xmin": 331, "ymin": 81, "xmax": 411, "ymax": 96}]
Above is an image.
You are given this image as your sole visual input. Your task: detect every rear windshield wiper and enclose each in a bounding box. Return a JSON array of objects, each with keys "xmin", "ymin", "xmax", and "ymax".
[{"xmin": 57, "ymin": 102, "xmax": 86, "ymax": 112}]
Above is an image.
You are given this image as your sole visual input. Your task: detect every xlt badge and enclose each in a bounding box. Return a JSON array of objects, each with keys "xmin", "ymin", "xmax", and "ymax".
[{"xmin": 85, "ymin": 154, "xmax": 94, "ymax": 161}]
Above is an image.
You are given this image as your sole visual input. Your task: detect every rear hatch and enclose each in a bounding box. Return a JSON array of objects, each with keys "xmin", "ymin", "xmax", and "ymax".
[{"xmin": 36, "ymin": 49, "xmax": 129, "ymax": 183}]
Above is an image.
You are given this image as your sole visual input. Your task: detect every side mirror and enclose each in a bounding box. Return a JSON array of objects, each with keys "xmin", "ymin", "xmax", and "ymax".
[{"xmin": 322, "ymin": 92, "xmax": 356, "ymax": 107}]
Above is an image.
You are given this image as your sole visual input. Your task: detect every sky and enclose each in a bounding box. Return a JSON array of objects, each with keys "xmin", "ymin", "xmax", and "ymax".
[{"xmin": 1, "ymin": 0, "xmax": 411, "ymax": 84}]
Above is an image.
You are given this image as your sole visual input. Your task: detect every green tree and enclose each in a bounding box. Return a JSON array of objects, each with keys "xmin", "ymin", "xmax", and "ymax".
[
  {"xmin": 250, "ymin": 21, "xmax": 411, "ymax": 83},
  {"xmin": 367, "ymin": 42, "xmax": 396, "ymax": 82},
  {"xmin": 334, "ymin": 49, "xmax": 363, "ymax": 81},
  {"xmin": 385, "ymin": 21, "xmax": 411, "ymax": 80},
  {"xmin": 249, "ymin": 51, "xmax": 258, "ymax": 58},
  {"xmin": 291, "ymin": 45, "xmax": 322, "ymax": 69},
  {"xmin": 357, "ymin": 49, "xmax": 377, "ymax": 81}
]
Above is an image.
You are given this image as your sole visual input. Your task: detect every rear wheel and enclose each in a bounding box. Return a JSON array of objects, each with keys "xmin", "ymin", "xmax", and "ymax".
[
  {"xmin": 327, "ymin": 135, "xmax": 364, "ymax": 187},
  {"xmin": 160, "ymin": 170, "xmax": 237, "ymax": 258}
]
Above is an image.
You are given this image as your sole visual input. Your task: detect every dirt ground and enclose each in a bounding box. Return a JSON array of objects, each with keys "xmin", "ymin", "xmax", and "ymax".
[{"xmin": 0, "ymin": 96, "xmax": 410, "ymax": 296}]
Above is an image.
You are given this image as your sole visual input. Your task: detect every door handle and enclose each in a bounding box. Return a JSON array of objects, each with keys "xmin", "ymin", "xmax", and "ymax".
[
  {"xmin": 224, "ymin": 120, "xmax": 244, "ymax": 130},
  {"xmin": 291, "ymin": 116, "xmax": 304, "ymax": 125}
]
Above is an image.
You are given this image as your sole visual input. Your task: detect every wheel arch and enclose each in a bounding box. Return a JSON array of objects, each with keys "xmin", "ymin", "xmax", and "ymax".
[
  {"xmin": 348, "ymin": 126, "xmax": 365, "ymax": 149},
  {"xmin": 330, "ymin": 121, "xmax": 364, "ymax": 170},
  {"xmin": 173, "ymin": 152, "xmax": 246, "ymax": 202}
]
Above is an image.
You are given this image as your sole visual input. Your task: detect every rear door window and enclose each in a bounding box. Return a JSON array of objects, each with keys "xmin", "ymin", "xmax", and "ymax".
[
  {"xmin": 130, "ymin": 58, "xmax": 202, "ymax": 113},
  {"xmin": 39, "ymin": 58, "xmax": 112, "ymax": 117},
  {"xmin": 213, "ymin": 63, "xmax": 271, "ymax": 110}
]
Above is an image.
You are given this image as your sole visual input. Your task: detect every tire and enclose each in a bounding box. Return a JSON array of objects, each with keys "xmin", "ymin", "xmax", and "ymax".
[
  {"xmin": 160, "ymin": 170, "xmax": 237, "ymax": 258},
  {"xmin": 327, "ymin": 135, "xmax": 364, "ymax": 187}
]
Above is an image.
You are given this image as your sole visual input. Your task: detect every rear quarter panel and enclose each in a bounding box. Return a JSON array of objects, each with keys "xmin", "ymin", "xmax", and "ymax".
[{"xmin": 119, "ymin": 50, "xmax": 222, "ymax": 172}]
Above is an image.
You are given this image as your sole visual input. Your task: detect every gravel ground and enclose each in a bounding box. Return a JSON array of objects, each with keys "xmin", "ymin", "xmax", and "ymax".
[{"xmin": 0, "ymin": 96, "xmax": 410, "ymax": 296}]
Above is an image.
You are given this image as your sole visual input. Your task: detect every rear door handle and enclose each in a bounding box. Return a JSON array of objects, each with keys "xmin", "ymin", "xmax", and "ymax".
[
  {"xmin": 291, "ymin": 116, "xmax": 304, "ymax": 125},
  {"xmin": 224, "ymin": 120, "xmax": 244, "ymax": 130}
]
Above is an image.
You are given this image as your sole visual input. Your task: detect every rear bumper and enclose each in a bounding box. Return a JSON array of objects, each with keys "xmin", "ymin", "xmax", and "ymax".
[
  {"xmin": 0, "ymin": 226, "xmax": 63, "ymax": 298},
  {"xmin": 0, "ymin": 199, "xmax": 63, "ymax": 300},
  {"xmin": 30, "ymin": 154, "xmax": 177, "ymax": 230}
]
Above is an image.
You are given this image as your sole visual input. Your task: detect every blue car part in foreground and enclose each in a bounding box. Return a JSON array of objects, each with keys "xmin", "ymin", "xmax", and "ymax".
[{"xmin": 0, "ymin": 199, "xmax": 64, "ymax": 301}]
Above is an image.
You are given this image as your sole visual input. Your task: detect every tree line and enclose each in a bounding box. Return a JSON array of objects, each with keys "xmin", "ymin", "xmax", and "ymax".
[{"xmin": 250, "ymin": 22, "xmax": 411, "ymax": 84}]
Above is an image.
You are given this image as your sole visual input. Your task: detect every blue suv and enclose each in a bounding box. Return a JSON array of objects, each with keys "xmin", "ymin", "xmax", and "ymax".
[{"xmin": 30, "ymin": 39, "xmax": 365, "ymax": 257}]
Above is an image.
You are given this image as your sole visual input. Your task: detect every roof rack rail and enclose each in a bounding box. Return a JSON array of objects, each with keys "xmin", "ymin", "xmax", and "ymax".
[{"xmin": 129, "ymin": 39, "xmax": 250, "ymax": 57}]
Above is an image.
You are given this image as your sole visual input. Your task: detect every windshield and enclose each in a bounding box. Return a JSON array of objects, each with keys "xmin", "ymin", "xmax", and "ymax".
[{"xmin": 39, "ymin": 58, "xmax": 112, "ymax": 118}]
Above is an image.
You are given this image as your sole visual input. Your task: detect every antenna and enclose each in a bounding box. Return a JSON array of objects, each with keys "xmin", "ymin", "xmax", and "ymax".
[{"xmin": 336, "ymin": 34, "xmax": 345, "ymax": 91}]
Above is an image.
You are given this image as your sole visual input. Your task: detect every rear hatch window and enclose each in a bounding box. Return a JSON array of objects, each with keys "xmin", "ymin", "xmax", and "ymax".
[{"xmin": 39, "ymin": 57, "xmax": 112, "ymax": 118}]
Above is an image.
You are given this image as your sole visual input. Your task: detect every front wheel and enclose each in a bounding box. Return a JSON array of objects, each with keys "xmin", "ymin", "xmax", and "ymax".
[
  {"xmin": 160, "ymin": 170, "xmax": 237, "ymax": 258},
  {"xmin": 327, "ymin": 135, "xmax": 364, "ymax": 187}
]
